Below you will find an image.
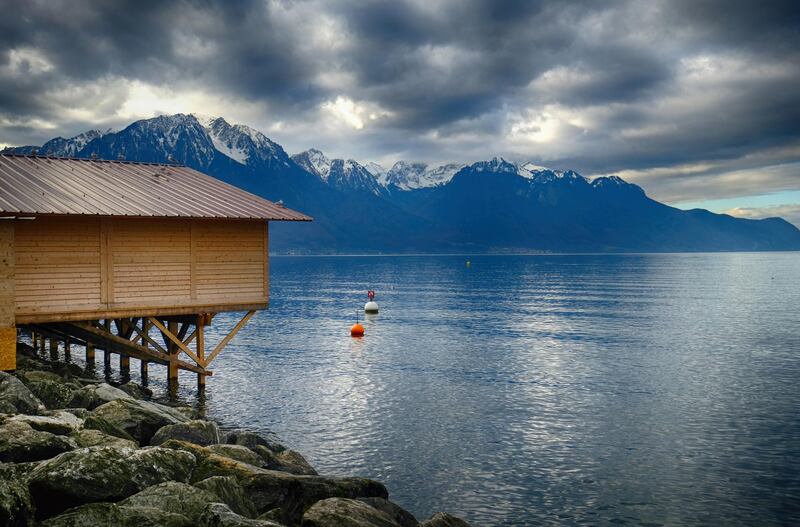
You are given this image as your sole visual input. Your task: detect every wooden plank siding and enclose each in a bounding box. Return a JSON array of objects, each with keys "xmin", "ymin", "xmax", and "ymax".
[{"xmin": 14, "ymin": 217, "xmax": 268, "ymax": 324}]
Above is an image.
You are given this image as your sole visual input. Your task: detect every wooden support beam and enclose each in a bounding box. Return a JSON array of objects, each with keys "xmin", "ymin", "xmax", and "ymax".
[
  {"xmin": 85, "ymin": 343, "xmax": 95, "ymax": 363},
  {"xmin": 49, "ymin": 338, "xmax": 59, "ymax": 361},
  {"xmin": 0, "ymin": 223, "xmax": 15, "ymax": 371},
  {"xmin": 131, "ymin": 320, "xmax": 167, "ymax": 355},
  {"xmin": 120, "ymin": 355, "xmax": 130, "ymax": 376},
  {"xmin": 64, "ymin": 339, "xmax": 71, "ymax": 362},
  {"xmin": 50, "ymin": 322, "xmax": 209, "ymax": 376},
  {"xmin": 148, "ymin": 317, "xmax": 204, "ymax": 367},
  {"xmin": 140, "ymin": 359, "xmax": 148, "ymax": 381},
  {"xmin": 203, "ymin": 310, "xmax": 256, "ymax": 368}
]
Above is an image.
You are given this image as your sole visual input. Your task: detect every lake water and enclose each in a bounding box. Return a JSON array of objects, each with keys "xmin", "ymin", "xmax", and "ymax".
[{"xmin": 110, "ymin": 254, "xmax": 800, "ymax": 525}]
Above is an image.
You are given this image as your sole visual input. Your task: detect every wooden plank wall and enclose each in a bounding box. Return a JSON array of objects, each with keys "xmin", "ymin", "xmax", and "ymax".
[
  {"xmin": 0, "ymin": 223, "xmax": 15, "ymax": 370},
  {"xmin": 14, "ymin": 217, "xmax": 268, "ymax": 321}
]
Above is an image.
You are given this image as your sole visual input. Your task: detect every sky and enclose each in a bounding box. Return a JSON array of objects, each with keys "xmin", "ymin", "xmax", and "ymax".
[{"xmin": 0, "ymin": 0, "xmax": 798, "ymax": 225}]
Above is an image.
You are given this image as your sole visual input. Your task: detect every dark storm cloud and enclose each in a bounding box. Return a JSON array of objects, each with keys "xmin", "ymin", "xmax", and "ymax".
[{"xmin": 0, "ymin": 0, "xmax": 798, "ymax": 204}]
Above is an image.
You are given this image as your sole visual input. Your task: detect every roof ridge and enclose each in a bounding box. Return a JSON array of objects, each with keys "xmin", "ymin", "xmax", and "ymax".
[{"xmin": 0, "ymin": 152, "xmax": 184, "ymax": 167}]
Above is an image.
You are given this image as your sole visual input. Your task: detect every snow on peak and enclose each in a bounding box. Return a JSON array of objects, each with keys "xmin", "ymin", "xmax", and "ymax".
[
  {"xmin": 382, "ymin": 161, "xmax": 465, "ymax": 190},
  {"xmin": 193, "ymin": 114, "xmax": 287, "ymax": 166},
  {"xmin": 292, "ymin": 148, "xmax": 332, "ymax": 181},
  {"xmin": 364, "ymin": 162, "xmax": 388, "ymax": 185}
]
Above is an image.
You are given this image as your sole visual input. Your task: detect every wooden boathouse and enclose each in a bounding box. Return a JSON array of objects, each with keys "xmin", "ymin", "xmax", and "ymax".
[{"xmin": 0, "ymin": 153, "xmax": 310, "ymax": 388}]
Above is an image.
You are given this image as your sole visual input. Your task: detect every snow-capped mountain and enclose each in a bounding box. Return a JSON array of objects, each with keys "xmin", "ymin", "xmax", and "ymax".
[
  {"xmin": 371, "ymin": 161, "xmax": 465, "ymax": 190},
  {"xmin": 4, "ymin": 112, "xmax": 799, "ymax": 252},
  {"xmin": 292, "ymin": 149, "xmax": 386, "ymax": 196},
  {"xmin": 196, "ymin": 114, "xmax": 290, "ymax": 168}
]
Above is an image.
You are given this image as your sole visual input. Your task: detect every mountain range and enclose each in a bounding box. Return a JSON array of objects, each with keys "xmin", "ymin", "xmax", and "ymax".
[{"xmin": 4, "ymin": 113, "xmax": 800, "ymax": 253}]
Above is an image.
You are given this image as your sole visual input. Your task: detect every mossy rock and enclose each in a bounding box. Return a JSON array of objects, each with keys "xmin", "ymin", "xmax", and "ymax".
[
  {"xmin": 208, "ymin": 444, "xmax": 263, "ymax": 466},
  {"xmin": 419, "ymin": 513, "xmax": 470, "ymax": 527},
  {"xmin": 27, "ymin": 380, "xmax": 82, "ymax": 410},
  {"xmin": 0, "ymin": 371, "xmax": 46, "ymax": 415},
  {"xmin": 0, "ymin": 420, "xmax": 77, "ymax": 463},
  {"xmin": 0, "ymin": 463, "xmax": 35, "ymax": 527},
  {"xmin": 83, "ymin": 415, "xmax": 137, "ymax": 442},
  {"xmin": 199, "ymin": 502, "xmax": 284, "ymax": 527},
  {"xmin": 301, "ymin": 498, "xmax": 400, "ymax": 527},
  {"xmin": 40, "ymin": 502, "xmax": 191, "ymax": 527},
  {"xmin": 28, "ymin": 445, "xmax": 196, "ymax": 519},
  {"xmin": 150, "ymin": 419, "xmax": 220, "ymax": 447},
  {"xmin": 357, "ymin": 498, "xmax": 418, "ymax": 527},
  {"xmin": 89, "ymin": 398, "xmax": 188, "ymax": 445},
  {"xmin": 120, "ymin": 481, "xmax": 219, "ymax": 524},
  {"xmin": 67, "ymin": 383, "xmax": 132, "ymax": 410},
  {"xmin": 254, "ymin": 446, "xmax": 317, "ymax": 475},
  {"xmin": 225, "ymin": 430, "xmax": 286, "ymax": 453},
  {"xmin": 195, "ymin": 476, "xmax": 259, "ymax": 519},
  {"xmin": 69, "ymin": 428, "xmax": 138, "ymax": 449}
]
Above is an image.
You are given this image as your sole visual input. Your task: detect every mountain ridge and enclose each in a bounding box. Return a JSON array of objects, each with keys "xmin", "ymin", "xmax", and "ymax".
[{"xmin": 4, "ymin": 113, "xmax": 799, "ymax": 253}]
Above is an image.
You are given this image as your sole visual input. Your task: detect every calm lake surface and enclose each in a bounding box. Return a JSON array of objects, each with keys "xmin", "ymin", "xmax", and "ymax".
[{"xmin": 115, "ymin": 254, "xmax": 800, "ymax": 525}]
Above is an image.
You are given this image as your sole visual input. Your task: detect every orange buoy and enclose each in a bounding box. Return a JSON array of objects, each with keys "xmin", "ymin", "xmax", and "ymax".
[{"xmin": 350, "ymin": 323, "xmax": 365, "ymax": 337}]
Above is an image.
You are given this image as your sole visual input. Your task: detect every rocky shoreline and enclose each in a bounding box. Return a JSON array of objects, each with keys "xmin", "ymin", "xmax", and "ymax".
[{"xmin": 1, "ymin": 342, "xmax": 470, "ymax": 527}]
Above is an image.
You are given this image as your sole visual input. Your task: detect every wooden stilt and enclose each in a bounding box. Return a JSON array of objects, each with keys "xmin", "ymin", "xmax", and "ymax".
[
  {"xmin": 167, "ymin": 320, "xmax": 179, "ymax": 388},
  {"xmin": 85, "ymin": 343, "xmax": 95, "ymax": 367},
  {"xmin": 140, "ymin": 359, "xmax": 148, "ymax": 383},
  {"xmin": 120, "ymin": 355, "xmax": 130, "ymax": 377},
  {"xmin": 197, "ymin": 317, "xmax": 205, "ymax": 390},
  {"xmin": 64, "ymin": 339, "xmax": 71, "ymax": 362},
  {"xmin": 49, "ymin": 338, "xmax": 58, "ymax": 361}
]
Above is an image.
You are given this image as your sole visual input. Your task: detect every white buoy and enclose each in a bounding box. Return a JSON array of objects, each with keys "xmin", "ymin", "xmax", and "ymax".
[{"xmin": 364, "ymin": 301, "xmax": 379, "ymax": 314}]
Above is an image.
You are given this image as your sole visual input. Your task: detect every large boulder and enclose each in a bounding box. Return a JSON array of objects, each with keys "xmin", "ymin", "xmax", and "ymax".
[
  {"xmin": 82, "ymin": 415, "xmax": 137, "ymax": 442},
  {"xmin": 301, "ymin": 498, "xmax": 400, "ymax": 527},
  {"xmin": 198, "ymin": 502, "xmax": 284, "ymax": 527},
  {"xmin": 195, "ymin": 476, "xmax": 259, "ymax": 519},
  {"xmin": 7, "ymin": 411, "xmax": 83, "ymax": 435},
  {"xmin": 28, "ymin": 445, "xmax": 196, "ymax": 519},
  {"xmin": 358, "ymin": 498, "xmax": 418, "ymax": 527},
  {"xmin": 67, "ymin": 383, "xmax": 132, "ymax": 410},
  {"xmin": 69, "ymin": 428, "xmax": 138, "ymax": 449},
  {"xmin": 225, "ymin": 430, "xmax": 286, "ymax": 453},
  {"xmin": 120, "ymin": 481, "xmax": 219, "ymax": 524},
  {"xmin": 0, "ymin": 371, "xmax": 46, "ymax": 415},
  {"xmin": 208, "ymin": 444, "xmax": 264, "ymax": 466},
  {"xmin": 418, "ymin": 513, "xmax": 470, "ymax": 527},
  {"xmin": 0, "ymin": 419, "xmax": 77, "ymax": 462},
  {"xmin": 0, "ymin": 463, "xmax": 35, "ymax": 527},
  {"xmin": 162, "ymin": 440, "xmax": 388, "ymax": 524},
  {"xmin": 40, "ymin": 502, "xmax": 191, "ymax": 527},
  {"xmin": 150, "ymin": 419, "xmax": 221, "ymax": 446},
  {"xmin": 27, "ymin": 380, "xmax": 82, "ymax": 410},
  {"xmin": 254, "ymin": 446, "xmax": 317, "ymax": 475},
  {"xmin": 118, "ymin": 382, "xmax": 152, "ymax": 400},
  {"xmin": 89, "ymin": 398, "xmax": 188, "ymax": 445}
]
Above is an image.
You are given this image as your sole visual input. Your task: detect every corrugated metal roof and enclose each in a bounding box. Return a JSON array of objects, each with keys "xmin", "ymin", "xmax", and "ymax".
[{"xmin": 0, "ymin": 154, "xmax": 311, "ymax": 221}]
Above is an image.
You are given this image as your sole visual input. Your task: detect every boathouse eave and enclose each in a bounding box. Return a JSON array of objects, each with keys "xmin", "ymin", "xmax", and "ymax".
[{"xmin": 15, "ymin": 300, "xmax": 268, "ymax": 325}]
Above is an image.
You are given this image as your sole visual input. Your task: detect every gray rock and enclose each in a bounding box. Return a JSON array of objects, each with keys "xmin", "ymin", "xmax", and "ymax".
[
  {"xmin": 418, "ymin": 513, "xmax": 470, "ymax": 527},
  {"xmin": 151, "ymin": 419, "xmax": 221, "ymax": 446},
  {"xmin": 27, "ymin": 380, "xmax": 81, "ymax": 410},
  {"xmin": 0, "ymin": 371, "xmax": 45, "ymax": 415},
  {"xmin": 301, "ymin": 498, "xmax": 400, "ymax": 527},
  {"xmin": 62, "ymin": 407, "xmax": 90, "ymax": 419},
  {"xmin": 225, "ymin": 430, "xmax": 286, "ymax": 453},
  {"xmin": 208, "ymin": 444, "xmax": 263, "ymax": 466},
  {"xmin": 40, "ymin": 502, "xmax": 191, "ymax": 527},
  {"xmin": 195, "ymin": 476, "xmax": 259, "ymax": 519},
  {"xmin": 0, "ymin": 463, "xmax": 35, "ymax": 527},
  {"xmin": 28, "ymin": 445, "xmax": 196, "ymax": 519},
  {"xmin": 82, "ymin": 414, "xmax": 138, "ymax": 442},
  {"xmin": 16, "ymin": 370, "xmax": 64, "ymax": 384},
  {"xmin": 0, "ymin": 419, "xmax": 77, "ymax": 462},
  {"xmin": 7, "ymin": 411, "xmax": 83, "ymax": 435},
  {"xmin": 358, "ymin": 498, "xmax": 418, "ymax": 527},
  {"xmin": 67, "ymin": 383, "xmax": 132, "ymax": 410},
  {"xmin": 118, "ymin": 382, "xmax": 152, "ymax": 399},
  {"xmin": 162, "ymin": 439, "xmax": 387, "ymax": 524},
  {"xmin": 198, "ymin": 502, "xmax": 284, "ymax": 527},
  {"xmin": 90, "ymin": 397, "xmax": 188, "ymax": 445},
  {"xmin": 69, "ymin": 428, "xmax": 138, "ymax": 449},
  {"xmin": 121, "ymin": 481, "xmax": 219, "ymax": 524},
  {"xmin": 254, "ymin": 446, "xmax": 317, "ymax": 475}
]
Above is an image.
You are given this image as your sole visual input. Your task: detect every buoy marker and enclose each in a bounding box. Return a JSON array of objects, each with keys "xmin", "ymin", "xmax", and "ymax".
[
  {"xmin": 351, "ymin": 310, "xmax": 365, "ymax": 337},
  {"xmin": 365, "ymin": 290, "xmax": 379, "ymax": 314}
]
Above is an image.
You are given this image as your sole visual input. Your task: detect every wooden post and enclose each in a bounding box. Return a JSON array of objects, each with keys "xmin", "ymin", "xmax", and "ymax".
[
  {"xmin": 0, "ymin": 223, "xmax": 15, "ymax": 371},
  {"xmin": 49, "ymin": 338, "xmax": 58, "ymax": 361},
  {"xmin": 197, "ymin": 316, "xmax": 205, "ymax": 390},
  {"xmin": 85, "ymin": 343, "xmax": 95, "ymax": 364},
  {"xmin": 119, "ymin": 355, "xmax": 130, "ymax": 377},
  {"xmin": 64, "ymin": 339, "xmax": 71, "ymax": 362},
  {"xmin": 167, "ymin": 320, "xmax": 179, "ymax": 387},
  {"xmin": 103, "ymin": 319, "xmax": 111, "ymax": 372},
  {"xmin": 140, "ymin": 318, "xmax": 149, "ymax": 384}
]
